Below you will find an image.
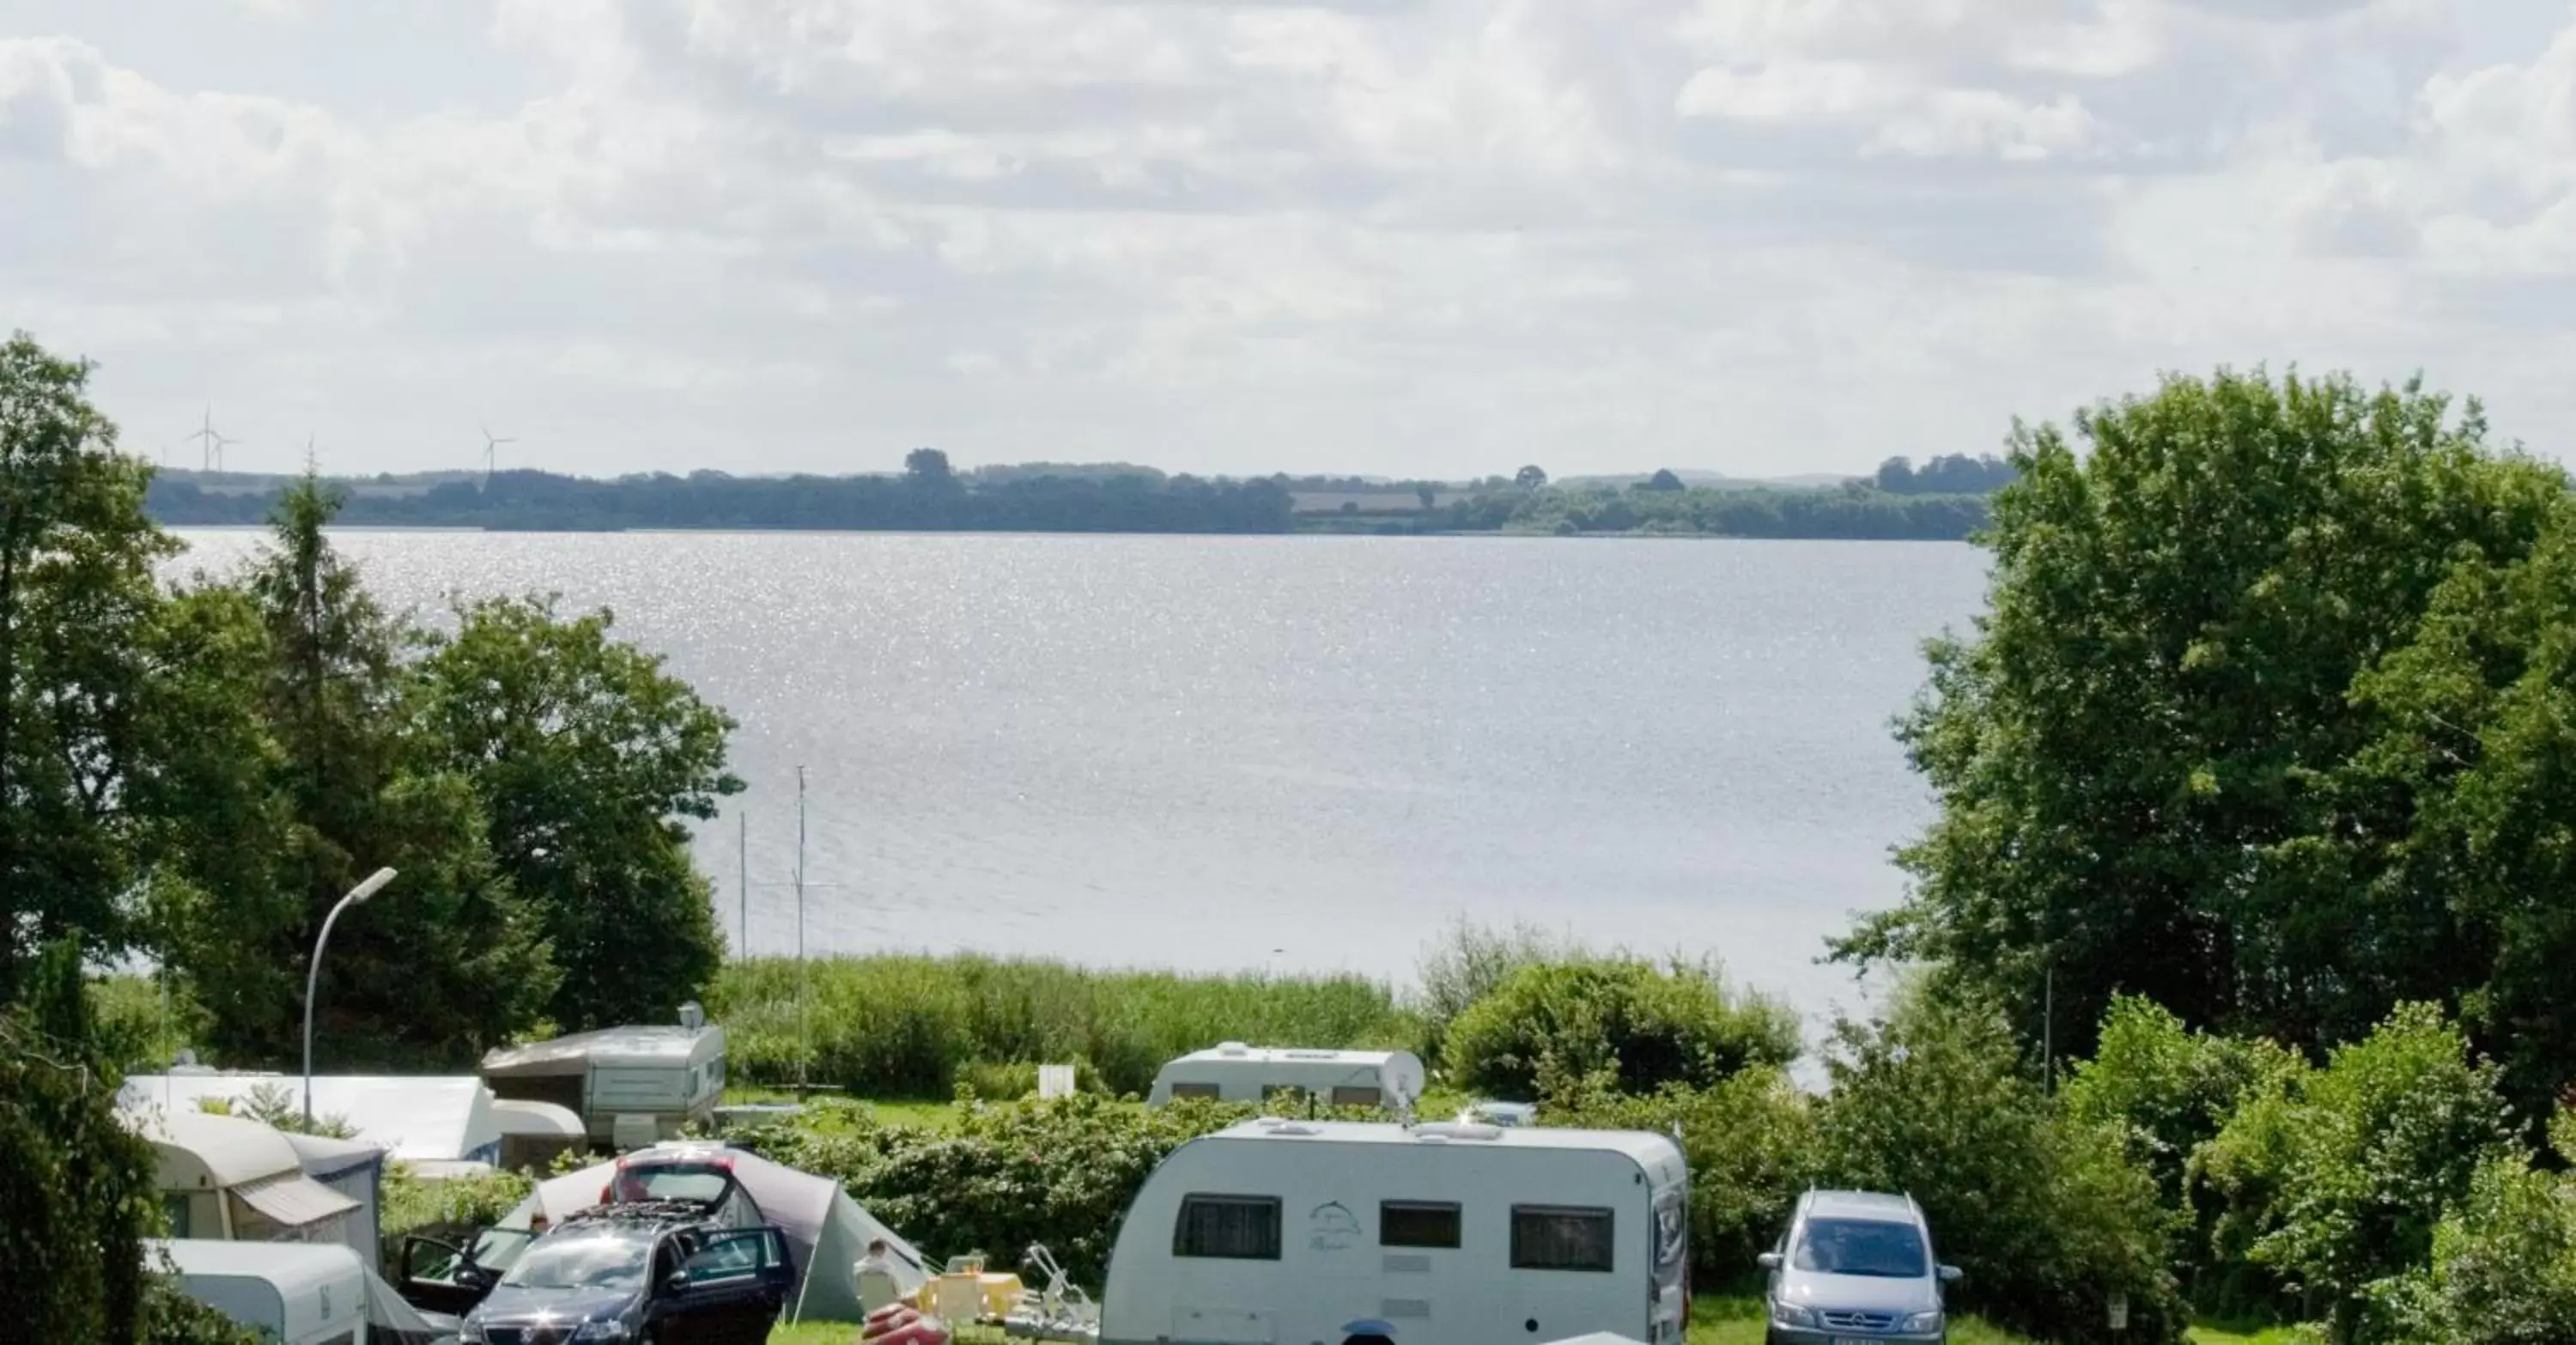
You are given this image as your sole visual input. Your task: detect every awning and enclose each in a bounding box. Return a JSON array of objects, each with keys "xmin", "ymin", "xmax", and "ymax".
[{"xmin": 232, "ymin": 1171, "xmax": 361, "ymax": 1228}]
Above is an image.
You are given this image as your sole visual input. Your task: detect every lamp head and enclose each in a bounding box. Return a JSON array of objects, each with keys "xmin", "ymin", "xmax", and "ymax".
[{"xmin": 349, "ymin": 867, "xmax": 398, "ymax": 904}]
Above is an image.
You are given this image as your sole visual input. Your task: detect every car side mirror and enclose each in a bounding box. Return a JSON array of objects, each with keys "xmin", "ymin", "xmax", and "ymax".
[
  {"xmin": 664, "ymin": 1270, "xmax": 691, "ymax": 1297},
  {"xmin": 1938, "ymin": 1264, "xmax": 1964, "ymax": 1283},
  {"xmin": 1756, "ymin": 1252, "xmax": 1783, "ymax": 1270},
  {"xmin": 457, "ymin": 1266, "xmax": 494, "ymax": 1291}
]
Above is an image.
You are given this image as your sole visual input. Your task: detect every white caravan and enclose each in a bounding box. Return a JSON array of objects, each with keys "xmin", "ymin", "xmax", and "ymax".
[
  {"xmin": 478, "ymin": 1007, "xmax": 726, "ymax": 1148},
  {"xmin": 1099, "ymin": 1118, "xmax": 1690, "ymax": 1345},
  {"xmin": 156, "ymin": 1238, "xmax": 371, "ymax": 1344},
  {"xmin": 1146, "ymin": 1045, "xmax": 1426, "ymax": 1111}
]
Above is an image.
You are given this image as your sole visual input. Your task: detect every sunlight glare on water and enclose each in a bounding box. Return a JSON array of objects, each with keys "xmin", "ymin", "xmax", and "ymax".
[{"xmin": 171, "ymin": 530, "xmax": 1987, "ymax": 1028}]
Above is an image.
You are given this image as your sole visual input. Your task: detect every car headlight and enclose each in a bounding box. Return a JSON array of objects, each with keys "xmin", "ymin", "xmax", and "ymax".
[
  {"xmin": 1768, "ymin": 1299, "xmax": 1818, "ymax": 1329},
  {"xmin": 1904, "ymin": 1310, "xmax": 1946, "ymax": 1334},
  {"xmin": 570, "ymin": 1321, "xmax": 633, "ymax": 1342}
]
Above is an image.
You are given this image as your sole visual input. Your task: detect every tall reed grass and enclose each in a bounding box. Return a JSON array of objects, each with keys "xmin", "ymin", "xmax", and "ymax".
[{"xmin": 707, "ymin": 954, "xmax": 1421, "ymax": 1097}]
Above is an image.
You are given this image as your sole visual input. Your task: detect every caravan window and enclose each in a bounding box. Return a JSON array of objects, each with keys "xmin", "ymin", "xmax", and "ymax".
[
  {"xmin": 1329, "ymin": 1085, "xmax": 1382, "ymax": 1108},
  {"xmin": 1380, "ymin": 1202, "xmax": 1461, "ymax": 1249},
  {"xmin": 1510, "ymin": 1206, "xmax": 1614, "ymax": 1272},
  {"xmin": 1170, "ymin": 1082, "xmax": 1222, "ymax": 1101},
  {"xmin": 1173, "ymin": 1195, "xmax": 1282, "ymax": 1260}
]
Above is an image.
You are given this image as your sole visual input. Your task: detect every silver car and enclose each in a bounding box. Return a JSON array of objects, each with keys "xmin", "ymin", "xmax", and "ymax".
[{"xmin": 1759, "ymin": 1190, "xmax": 1959, "ymax": 1345}]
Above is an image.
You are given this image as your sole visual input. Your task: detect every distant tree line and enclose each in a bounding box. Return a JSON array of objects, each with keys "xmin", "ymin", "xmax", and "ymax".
[
  {"xmin": 148, "ymin": 459, "xmax": 1300, "ymax": 533},
  {"xmin": 1874, "ymin": 453, "xmax": 2017, "ymax": 495},
  {"xmin": 149, "ymin": 464, "xmax": 1992, "ymax": 540},
  {"xmin": 1350, "ymin": 478, "xmax": 1990, "ymax": 539}
]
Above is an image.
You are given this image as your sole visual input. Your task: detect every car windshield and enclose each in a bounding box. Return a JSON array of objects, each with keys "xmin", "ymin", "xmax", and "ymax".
[
  {"xmin": 1794, "ymin": 1218, "xmax": 1929, "ymax": 1278},
  {"xmin": 497, "ymin": 1232, "xmax": 652, "ymax": 1292}
]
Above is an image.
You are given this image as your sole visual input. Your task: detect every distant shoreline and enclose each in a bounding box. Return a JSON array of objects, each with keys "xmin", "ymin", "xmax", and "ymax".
[{"xmin": 145, "ymin": 464, "xmax": 1994, "ymax": 542}]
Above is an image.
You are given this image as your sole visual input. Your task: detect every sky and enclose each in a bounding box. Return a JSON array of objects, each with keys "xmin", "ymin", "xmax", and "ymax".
[{"xmin": 3, "ymin": 1, "xmax": 2573, "ymax": 482}]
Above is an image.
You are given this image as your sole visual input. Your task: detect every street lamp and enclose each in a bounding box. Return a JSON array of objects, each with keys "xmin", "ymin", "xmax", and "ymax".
[{"xmin": 303, "ymin": 867, "xmax": 397, "ymax": 1126}]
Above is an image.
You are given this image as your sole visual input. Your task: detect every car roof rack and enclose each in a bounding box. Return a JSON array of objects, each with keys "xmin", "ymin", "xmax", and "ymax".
[{"xmin": 558, "ymin": 1199, "xmax": 716, "ymax": 1228}]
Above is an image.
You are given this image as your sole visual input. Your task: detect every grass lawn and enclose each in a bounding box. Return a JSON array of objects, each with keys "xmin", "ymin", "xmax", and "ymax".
[
  {"xmin": 2184, "ymin": 1324, "xmax": 2312, "ymax": 1344},
  {"xmin": 769, "ymin": 1294, "xmax": 2045, "ymax": 1344}
]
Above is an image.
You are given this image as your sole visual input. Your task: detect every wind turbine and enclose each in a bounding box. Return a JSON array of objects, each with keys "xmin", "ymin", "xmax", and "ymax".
[
  {"xmin": 479, "ymin": 423, "xmax": 515, "ymax": 489},
  {"xmin": 180, "ymin": 406, "xmax": 240, "ymax": 473}
]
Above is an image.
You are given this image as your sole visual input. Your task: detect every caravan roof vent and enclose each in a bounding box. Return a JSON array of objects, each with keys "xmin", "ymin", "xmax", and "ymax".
[
  {"xmin": 1215, "ymin": 1041, "xmax": 1251, "ymax": 1056},
  {"xmin": 677, "ymin": 1001, "xmax": 705, "ymax": 1032},
  {"xmin": 1413, "ymin": 1123, "xmax": 1504, "ymax": 1142}
]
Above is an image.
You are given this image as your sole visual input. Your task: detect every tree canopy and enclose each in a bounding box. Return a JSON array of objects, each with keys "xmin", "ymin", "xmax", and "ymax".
[
  {"xmin": 1840, "ymin": 368, "xmax": 2575, "ymax": 1113},
  {"xmin": 2, "ymin": 333, "xmax": 748, "ymax": 1073}
]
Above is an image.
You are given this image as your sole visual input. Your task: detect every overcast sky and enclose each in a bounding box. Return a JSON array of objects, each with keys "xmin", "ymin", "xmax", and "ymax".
[{"xmin": 4, "ymin": 1, "xmax": 2573, "ymax": 481}]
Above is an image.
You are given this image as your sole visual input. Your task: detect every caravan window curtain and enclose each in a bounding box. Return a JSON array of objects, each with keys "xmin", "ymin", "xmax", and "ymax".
[{"xmin": 1173, "ymin": 1195, "xmax": 1282, "ymax": 1260}]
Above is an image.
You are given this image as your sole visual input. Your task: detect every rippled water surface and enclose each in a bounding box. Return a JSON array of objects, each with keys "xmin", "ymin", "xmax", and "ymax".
[{"xmin": 173, "ymin": 530, "xmax": 1987, "ymax": 1022}]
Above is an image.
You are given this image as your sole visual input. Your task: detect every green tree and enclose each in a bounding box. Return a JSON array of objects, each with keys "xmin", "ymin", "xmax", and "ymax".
[
  {"xmin": 125, "ymin": 583, "xmax": 293, "ymax": 1058},
  {"xmin": 904, "ymin": 447, "xmax": 954, "ymax": 486},
  {"xmin": 0, "ymin": 335, "xmax": 175, "ymax": 996},
  {"xmin": 413, "ymin": 594, "xmax": 744, "ymax": 1031},
  {"xmin": 1643, "ymin": 468, "xmax": 1685, "ymax": 491},
  {"xmin": 1514, "ymin": 464, "xmax": 1547, "ymax": 490},
  {"xmin": 2343, "ymin": 497, "xmax": 2576, "ymax": 1117},
  {"xmin": 207, "ymin": 474, "xmax": 553, "ymax": 1066},
  {"xmin": 1839, "ymin": 369, "xmax": 2566, "ymax": 1065}
]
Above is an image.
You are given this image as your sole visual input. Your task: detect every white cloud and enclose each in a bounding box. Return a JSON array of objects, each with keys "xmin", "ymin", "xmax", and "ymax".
[{"xmin": 1, "ymin": 1, "xmax": 2573, "ymax": 479}]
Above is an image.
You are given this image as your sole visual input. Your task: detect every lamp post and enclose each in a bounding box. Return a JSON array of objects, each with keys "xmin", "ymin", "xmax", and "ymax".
[{"xmin": 303, "ymin": 867, "xmax": 397, "ymax": 1126}]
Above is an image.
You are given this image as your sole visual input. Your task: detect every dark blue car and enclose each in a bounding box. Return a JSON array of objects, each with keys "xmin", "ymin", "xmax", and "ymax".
[{"xmin": 454, "ymin": 1207, "xmax": 793, "ymax": 1345}]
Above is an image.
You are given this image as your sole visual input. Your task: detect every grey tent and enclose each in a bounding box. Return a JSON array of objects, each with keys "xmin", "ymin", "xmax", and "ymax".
[{"xmin": 501, "ymin": 1143, "xmax": 928, "ymax": 1322}]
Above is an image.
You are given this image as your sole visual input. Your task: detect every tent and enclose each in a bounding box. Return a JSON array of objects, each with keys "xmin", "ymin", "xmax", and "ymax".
[
  {"xmin": 501, "ymin": 1143, "xmax": 929, "ymax": 1322},
  {"xmin": 122, "ymin": 1073, "xmax": 503, "ymax": 1164},
  {"xmin": 130, "ymin": 1110, "xmax": 361, "ymax": 1245},
  {"xmin": 284, "ymin": 1131, "xmax": 384, "ymax": 1267}
]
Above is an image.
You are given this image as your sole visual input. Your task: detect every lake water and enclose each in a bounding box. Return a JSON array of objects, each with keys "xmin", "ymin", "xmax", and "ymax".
[{"xmin": 171, "ymin": 531, "xmax": 1988, "ymax": 1027}]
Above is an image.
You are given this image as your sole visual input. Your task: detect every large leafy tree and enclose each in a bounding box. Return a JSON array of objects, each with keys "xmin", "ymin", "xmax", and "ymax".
[
  {"xmin": 414, "ymin": 595, "xmax": 743, "ymax": 1031},
  {"xmin": 1840, "ymin": 369, "xmax": 2566, "ymax": 1068},
  {"xmin": 201, "ymin": 474, "xmax": 555, "ymax": 1066},
  {"xmin": 0, "ymin": 334, "xmax": 270, "ymax": 1001}
]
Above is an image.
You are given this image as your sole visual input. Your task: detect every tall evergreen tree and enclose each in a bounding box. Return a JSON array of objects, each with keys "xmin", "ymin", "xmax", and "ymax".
[{"xmin": 213, "ymin": 473, "xmax": 554, "ymax": 1066}]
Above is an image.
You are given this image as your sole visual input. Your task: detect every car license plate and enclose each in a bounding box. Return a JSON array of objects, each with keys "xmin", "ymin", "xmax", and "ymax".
[{"xmin": 1832, "ymin": 1338, "xmax": 1880, "ymax": 1345}]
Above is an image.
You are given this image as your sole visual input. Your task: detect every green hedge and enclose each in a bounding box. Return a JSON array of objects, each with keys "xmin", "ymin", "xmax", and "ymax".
[{"xmin": 729, "ymin": 1093, "xmax": 1253, "ymax": 1287}]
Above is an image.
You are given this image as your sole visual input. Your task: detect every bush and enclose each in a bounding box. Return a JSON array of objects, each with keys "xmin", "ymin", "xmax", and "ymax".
[
  {"xmin": 2193, "ymin": 1002, "xmax": 2512, "ymax": 1339},
  {"xmin": 1442, "ymin": 957, "xmax": 1799, "ymax": 1099},
  {"xmin": 137, "ymin": 1274, "xmax": 266, "ymax": 1345},
  {"xmin": 380, "ymin": 1162, "xmax": 536, "ymax": 1271},
  {"xmin": 1414, "ymin": 918, "xmax": 1573, "ymax": 1065},
  {"xmin": 1818, "ymin": 983, "xmax": 2187, "ymax": 1345},
  {"xmin": 2366, "ymin": 1114, "xmax": 2576, "ymax": 1345},
  {"xmin": 709, "ymin": 955, "xmax": 1416, "ymax": 1097},
  {"xmin": 2063, "ymin": 996, "xmax": 2306, "ymax": 1312},
  {"xmin": 1537, "ymin": 1063, "xmax": 1821, "ymax": 1275},
  {"xmin": 731, "ymin": 1093, "xmax": 1251, "ymax": 1287},
  {"xmin": 88, "ymin": 973, "xmax": 213, "ymax": 1076},
  {"xmin": 3, "ymin": 946, "xmax": 160, "ymax": 1344}
]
